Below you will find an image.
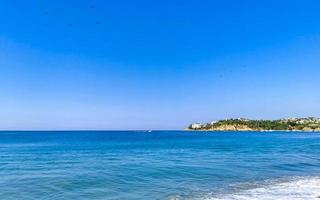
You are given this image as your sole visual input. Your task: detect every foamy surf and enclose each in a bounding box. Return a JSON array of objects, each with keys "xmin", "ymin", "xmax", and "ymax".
[{"xmin": 199, "ymin": 177, "xmax": 320, "ymax": 200}]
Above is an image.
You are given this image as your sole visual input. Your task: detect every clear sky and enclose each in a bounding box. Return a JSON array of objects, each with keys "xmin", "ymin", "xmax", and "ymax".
[{"xmin": 0, "ymin": 0, "xmax": 320, "ymax": 130}]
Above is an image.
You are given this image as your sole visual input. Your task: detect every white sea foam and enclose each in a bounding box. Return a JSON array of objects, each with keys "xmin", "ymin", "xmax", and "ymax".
[{"xmin": 200, "ymin": 177, "xmax": 320, "ymax": 200}]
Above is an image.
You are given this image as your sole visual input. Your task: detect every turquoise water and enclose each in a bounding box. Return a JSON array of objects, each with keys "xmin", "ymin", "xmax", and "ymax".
[{"xmin": 0, "ymin": 131, "xmax": 320, "ymax": 199}]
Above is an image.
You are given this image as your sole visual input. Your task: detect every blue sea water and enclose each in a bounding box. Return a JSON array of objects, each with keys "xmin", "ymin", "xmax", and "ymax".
[{"xmin": 0, "ymin": 131, "xmax": 320, "ymax": 200}]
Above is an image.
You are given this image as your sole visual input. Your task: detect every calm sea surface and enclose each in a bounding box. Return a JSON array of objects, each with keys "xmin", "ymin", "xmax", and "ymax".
[{"xmin": 0, "ymin": 131, "xmax": 320, "ymax": 200}]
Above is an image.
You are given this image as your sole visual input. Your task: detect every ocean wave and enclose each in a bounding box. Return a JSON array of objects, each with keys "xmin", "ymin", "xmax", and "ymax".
[{"xmin": 195, "ymin": 176, "xmax": 320, "ymax": 200}]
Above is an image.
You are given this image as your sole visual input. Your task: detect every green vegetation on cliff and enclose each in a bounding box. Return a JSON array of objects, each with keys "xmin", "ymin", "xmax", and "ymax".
[{"xmin": 188, "ymin": 117, "xmax": 320, "ymax": 131}]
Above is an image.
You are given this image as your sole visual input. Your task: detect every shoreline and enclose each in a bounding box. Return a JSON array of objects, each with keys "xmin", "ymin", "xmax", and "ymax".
[{"xmin": 185, "ymin": 129, "xmax": 320, "ymax": 132}]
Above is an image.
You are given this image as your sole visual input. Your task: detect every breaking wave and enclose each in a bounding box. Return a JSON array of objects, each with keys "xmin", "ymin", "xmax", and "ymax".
[{"xmin": 198, "ymin": 176, "xmax": 320, "ymax": 200}]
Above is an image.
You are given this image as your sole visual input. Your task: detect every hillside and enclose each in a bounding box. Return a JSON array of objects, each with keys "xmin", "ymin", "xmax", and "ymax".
[{"xmin": 187, "ymin": 117, "xmax": 320, "ymax": 131}]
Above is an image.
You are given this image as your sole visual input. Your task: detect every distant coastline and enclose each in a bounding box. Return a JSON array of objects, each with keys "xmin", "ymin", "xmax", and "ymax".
[{"xmin": 186, "ymin": 117, "xmax": 320, "ymax": 132}]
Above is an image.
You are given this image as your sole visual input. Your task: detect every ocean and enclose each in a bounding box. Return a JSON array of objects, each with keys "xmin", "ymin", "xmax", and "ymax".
[{"xmin": 0, "ymin": 131, "xmax": 319, "ymax": 200}]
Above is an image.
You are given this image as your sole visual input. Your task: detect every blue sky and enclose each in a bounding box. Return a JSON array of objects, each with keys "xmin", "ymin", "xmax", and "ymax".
[{"xmin": 0, "ymin": 0, "xmax": 320, "ymax": 130}]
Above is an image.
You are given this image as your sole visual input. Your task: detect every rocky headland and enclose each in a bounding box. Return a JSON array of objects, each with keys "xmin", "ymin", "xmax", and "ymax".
[{"xmin": 187, "ymin": 117, "xmax": 320, "ymax": 131}]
